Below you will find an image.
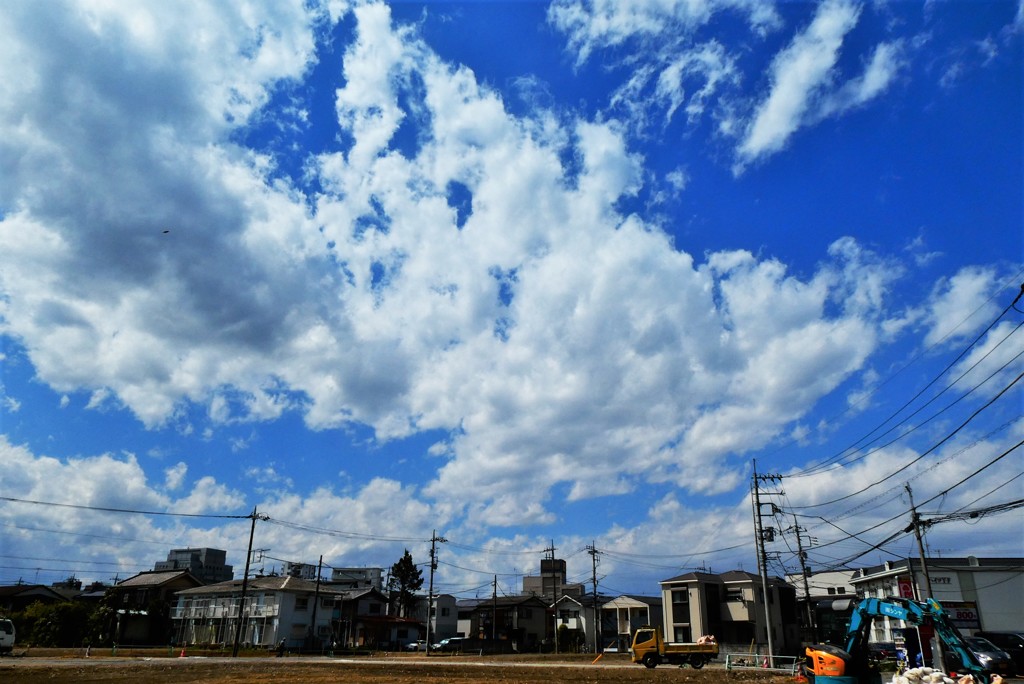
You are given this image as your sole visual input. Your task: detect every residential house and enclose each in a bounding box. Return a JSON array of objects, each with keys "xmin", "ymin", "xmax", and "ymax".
[
  {"xmin": 659, "ymin": 569, "xmax": 799, "ymax": 655},
  {"xmin": 600, "ymin": 594, "xmax": 662, "ymax": 651},
  {"xmin": 171, "ymin": 576, "xmax": 392, "ymax": 651},
  {"xmin": 410, "ymin": 592, "xmax": 457, "ymax": 644},
  {"xmin": 0, "ymin": 583, "xmax": 69, "ymax": 613},
  {"xmin": 457, "ymin": 595, "xmax": 549, "ymax": 651},
  {"xmin": 552, "ymin": 594, "xmax": 599, "ymax": 652},
  {"xmin": 111, "ymin": 569, "xmax": 204, "ymax": 645}
]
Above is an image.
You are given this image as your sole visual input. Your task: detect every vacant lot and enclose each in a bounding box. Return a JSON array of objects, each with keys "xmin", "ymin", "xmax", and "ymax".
[{"xmin": 1, "ymin": 652, "xmax": 799, "ymax": 684}]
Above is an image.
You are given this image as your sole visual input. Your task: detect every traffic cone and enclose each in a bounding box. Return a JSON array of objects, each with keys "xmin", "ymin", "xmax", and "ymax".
[{"xmin": 179, "ymin": 645, "xmax": 186, "ymax": 657}]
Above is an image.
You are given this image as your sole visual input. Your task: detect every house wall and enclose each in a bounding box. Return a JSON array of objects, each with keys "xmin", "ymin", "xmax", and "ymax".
[
  {"xmin": 600, "ymin": 599, "xmax": 660, "ymax": 650},
  {"xmin": 660, "ymin": 574, "xmax": 799, "ymax": 655}
]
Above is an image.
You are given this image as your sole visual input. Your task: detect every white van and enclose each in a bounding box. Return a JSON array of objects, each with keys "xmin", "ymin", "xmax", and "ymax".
[{"xmin": 0, "ymin": 618, "xmax": 14, "ymax": 655}]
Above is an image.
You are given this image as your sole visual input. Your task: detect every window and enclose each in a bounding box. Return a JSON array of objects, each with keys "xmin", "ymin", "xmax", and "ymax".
[
  {"xmin": 295, "ymin": 597, "xmax": 309, "ymax": 611},
  {"xmin": 827, "ymin": 588, "xmax": 836, "ymax": 595},
  {"xmin": 674, "ymin": 626, "xmax": 692, "ymax": 642},
  {"xmin": 726, "ymin": 588, "xmax": 744, "ymax": 602},
  {"xmin": 397, "ymin": 628, "xmax": 408, "ymax": 639},
  {"xmin": 440, "ymin": 607, "xmax": 450, "ymax": 617},
  {"xmin": 520, "ymin": 608, "xmax": 532, "ymax": 619},
  {"xmin": 634, "ymin": 629, "xmax": 655, "ymax": 646},
  {"xmin": 672, "ymin": 588, "xmax": 690, "ymax": 622},
  {"xmin": 369, "ymin": 603, "xmax": 381, "ymax": 614}
]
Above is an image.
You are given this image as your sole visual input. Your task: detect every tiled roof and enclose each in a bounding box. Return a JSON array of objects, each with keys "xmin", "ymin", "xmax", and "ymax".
[{"xmin": 117, "ymin": 570, "xmax": 201, "ymax": 588}]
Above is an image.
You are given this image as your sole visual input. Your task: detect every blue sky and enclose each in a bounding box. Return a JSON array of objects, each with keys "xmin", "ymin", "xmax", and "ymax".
[{"xmin": 0, "ymin": 0, "xmax": 1021, "ymax": 598}]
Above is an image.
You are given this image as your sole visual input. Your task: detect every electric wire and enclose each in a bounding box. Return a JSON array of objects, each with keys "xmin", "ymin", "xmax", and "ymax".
[
  {"xmin": 798, "ymin": 327, "xmax": 1024, "ymax": 477},
  {"xmin": 786, "ymin": 369, "xmax": 1023, "ymax": 510},
  {"xmin": 790, "ymin": 281, "xmax": 1024, "ymax": 478},
  {"xmin": 0, "ymin": 495, "xmax": 251, "ymax": 519}
]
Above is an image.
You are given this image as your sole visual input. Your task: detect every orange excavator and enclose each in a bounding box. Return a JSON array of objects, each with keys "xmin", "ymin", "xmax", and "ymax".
[{"xmin": 805, "ymin": 598, "xmax": 991, "ymax": 684}]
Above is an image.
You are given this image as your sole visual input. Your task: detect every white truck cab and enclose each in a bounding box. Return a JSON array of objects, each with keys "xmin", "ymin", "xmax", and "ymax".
[{"xmin": 0, "ymin": 618, "xmax": 15, "ymax": 655}]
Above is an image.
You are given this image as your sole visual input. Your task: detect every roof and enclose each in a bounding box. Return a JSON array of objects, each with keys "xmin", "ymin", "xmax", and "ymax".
[
  {"xmin": 602, "ymin": 594, "xmax": 661, "ymax": 609},
  {"xmin": 0, "ymin": 584, "xmax": 68, "ymax": 601},
  {"xmin": 660, "ymin": 571, "xmax": 719, "ymax": 584},
  {"xmin": 720, "ymin": 570, "xmax": 761, "ymax": 583},
  {"xmin": 457, "ymin": 594, "xmax": 549, "ymax": 610},
  {"xmin": 175, "ymin": 574, "xmax": 353, "ymax": 597},
  {"xmin": 118, "ymin": 570, "xmax": 202, "ymax": 589}
]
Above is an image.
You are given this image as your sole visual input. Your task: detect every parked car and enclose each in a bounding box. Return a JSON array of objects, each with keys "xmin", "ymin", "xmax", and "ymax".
[
  {"xmin": 949, "ymin": 636, "xmax": 1015, "ymax": 678},
  {"xmin": 0, "ymin": 618, "xmax": 14, "ymax": 656},
  {"xmin": 404, "ymin": 640, "xmax": 428, "ymax": 651},
  {"xmin": 975, "ymin": 631, "xmax": 1024, "ymax": 675},
  {"xmin": 433, "ymin": 637, "xmax": 467, "ymax": 652}
]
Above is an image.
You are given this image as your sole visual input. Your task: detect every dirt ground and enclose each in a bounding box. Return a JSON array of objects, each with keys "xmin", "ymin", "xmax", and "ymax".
[{"xmin": 1, "ymin": 652, "xmax": 800, "ymax": 684}]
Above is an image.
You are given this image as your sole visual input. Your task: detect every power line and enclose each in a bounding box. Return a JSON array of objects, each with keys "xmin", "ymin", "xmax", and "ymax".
[
  {"xmin": 786, "ymin": 280, "xmax": 1019, "ymax": 479},
  {"xmin": 787, "ymin": 369, "xmax": 1023, "ymax": 510},
  {"xmin": 0, "ymin": 495, "xmax": 250, "ymax": 519}
]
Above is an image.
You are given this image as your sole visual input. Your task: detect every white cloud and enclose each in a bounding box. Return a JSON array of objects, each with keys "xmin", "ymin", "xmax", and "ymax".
[
  {"xmin": 548, "ymin": 0, "xmax": 781, "ymax": 67},
  {"xmin": 818, "ymin": 41, "xmax": 904, "ymax": 118},
  {"xmin": 164, "ymin": 462, "xmax": 188, "ymax": 491},
  {"xmin": 737, "ymin": 0, "xmax": 862, "ymax": 165},
  {"xmin": 0, "ymin": 0, "xmax": 1007, "ymax": 550},
  {"xmin": 0, "ymin": 0, "xmax": 914, "ymax": 529},
  {"xmin": 923, "ymin": 266, "xmax": 1002, "ymax": 347}
]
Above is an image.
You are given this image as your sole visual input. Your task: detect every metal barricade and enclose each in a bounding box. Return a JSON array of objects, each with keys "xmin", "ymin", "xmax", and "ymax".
[{"xmin": 726, "ymin": 652, "xmax": 800, "ymax": 673}]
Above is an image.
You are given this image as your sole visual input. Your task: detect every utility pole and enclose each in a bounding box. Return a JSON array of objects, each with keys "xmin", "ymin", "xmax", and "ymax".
[
  {"xmin": 905, "ymin": 483, "xmax": 942, "ymax": 671},
  {"xmin": 790, "ymin": 515, "xmax": 817, "ymax": 643},
  {"xmin": 752, "ymin": 460, "xmax": 782, "ymax": 661},
  {"xmin": 425, "ymin": 530, "xmax": 446, "ymax": 657},
  {"xmin": 587, "ymin": 543, "xmax": 600, "ymax": 654},
  {"xmin": 904, "ymin": 484, "xmax": 934, "ymax": 598},
  {"xmin": 232, "ymin": 506, "xmax": 267, "ymax": 657},
  {"xmin": 543, "ymin": 541, "xmax": 559, "ymax": 654},
  {"xmin": 309, "ymin": 555, "xmax": 323, "ymax": 651},
  {"xmin": 492, "ymin": 575, "xmax": 498, "ymax": 640}
]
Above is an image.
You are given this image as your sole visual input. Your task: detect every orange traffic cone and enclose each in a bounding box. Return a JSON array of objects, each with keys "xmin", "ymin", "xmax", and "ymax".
[{"xmin": 179, "ymin": 645, "xmax": 186, "ymax": 658}]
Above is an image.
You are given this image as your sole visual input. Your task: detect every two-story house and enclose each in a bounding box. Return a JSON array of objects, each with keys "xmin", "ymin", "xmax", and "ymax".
[
  {"xmin": 171, "ymin": 575, "xmax": 391, "ymax": 650},
  {"xmin": 659, "ymin": 569, "xmax": 799, "ymax": 655}
]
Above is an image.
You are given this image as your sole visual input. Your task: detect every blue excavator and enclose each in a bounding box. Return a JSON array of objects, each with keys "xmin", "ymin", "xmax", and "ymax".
[{"xmin": 805, "ymin": 597, "xmax": 991, "ymax": 684}]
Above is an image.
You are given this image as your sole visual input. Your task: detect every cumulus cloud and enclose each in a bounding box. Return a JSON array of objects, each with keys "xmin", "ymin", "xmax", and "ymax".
[
  {"xmin": 0, "ymin": 0, "xmax": 1013, "ymax": 586},
  {"xmin": 0, "ymin": 0, "xmax": 913, "ymax": 531}
]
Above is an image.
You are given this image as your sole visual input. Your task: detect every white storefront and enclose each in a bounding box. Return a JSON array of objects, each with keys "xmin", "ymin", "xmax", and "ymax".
[{"xmin": 849, "ymin": 556, "xmax": 1023, "ymax": 640}]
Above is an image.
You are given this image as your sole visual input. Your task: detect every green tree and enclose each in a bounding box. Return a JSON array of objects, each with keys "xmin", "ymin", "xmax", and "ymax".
[
  {"xmin": 389, "ymin": 549, "xmax": 423, "ymax": 618},
  {"xmin": 15, "ymin": 601, "xmax": 92, "ymax": 647}
]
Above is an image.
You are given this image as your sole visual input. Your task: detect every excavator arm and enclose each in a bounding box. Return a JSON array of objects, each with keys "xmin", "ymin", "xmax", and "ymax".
[{"xmin": 807, "ymin": 597, "xmax": 989, "ymax": 684}]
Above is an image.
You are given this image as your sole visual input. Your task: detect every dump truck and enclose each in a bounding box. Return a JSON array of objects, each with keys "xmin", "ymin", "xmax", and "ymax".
[{"xmin": 630, "ymin": 626, "xmax": 719, "ymax": 668}]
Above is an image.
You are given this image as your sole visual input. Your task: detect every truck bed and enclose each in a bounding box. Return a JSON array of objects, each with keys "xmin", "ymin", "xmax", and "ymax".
[{"xmin": 663, "ymin": 642, "xmax": 719, "ymax": 654}]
